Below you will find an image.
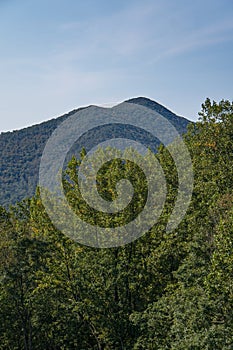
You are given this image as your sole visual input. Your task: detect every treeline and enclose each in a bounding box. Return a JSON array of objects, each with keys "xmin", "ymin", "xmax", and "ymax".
[{"xmin": 0, "ymin": 99, "xmax": 232, "ymax": 349}]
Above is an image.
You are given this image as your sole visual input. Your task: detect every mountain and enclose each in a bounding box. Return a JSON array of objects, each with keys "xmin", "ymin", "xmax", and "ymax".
[{"xmin": 0, "ymin": 97, "xmax": 191, "ymax": 207}]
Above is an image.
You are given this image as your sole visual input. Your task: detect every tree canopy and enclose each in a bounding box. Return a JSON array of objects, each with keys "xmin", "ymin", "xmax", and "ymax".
[{"xmin": 0, "ymin": 99, "xmax": 232, "ymax": 349}]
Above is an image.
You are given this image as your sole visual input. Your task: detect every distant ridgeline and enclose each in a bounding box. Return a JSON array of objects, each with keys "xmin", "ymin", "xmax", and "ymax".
[{"xmin": 0, "ymin": 97, "xmax": 190, "ymax": 207}]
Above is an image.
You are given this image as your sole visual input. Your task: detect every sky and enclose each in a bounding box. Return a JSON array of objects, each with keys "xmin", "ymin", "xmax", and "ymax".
[{"xmin": 0, "ymin": 0, "xmax": 233, "ymax": 132}]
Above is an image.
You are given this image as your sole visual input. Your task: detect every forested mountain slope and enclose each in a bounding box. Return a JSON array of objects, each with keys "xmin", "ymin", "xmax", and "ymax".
[{"xmin": 0, "ymin": 97, "xmax": 190, "ymax": 207}]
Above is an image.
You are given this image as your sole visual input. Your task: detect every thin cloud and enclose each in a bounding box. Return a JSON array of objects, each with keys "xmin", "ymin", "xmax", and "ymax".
[
  {"xmin": 135, "ymin": 15, "xmax": 233, "ymax": 66},
  {"xmin": 56, "ymin": 2, "xmax": 233, "ymax": 69}
]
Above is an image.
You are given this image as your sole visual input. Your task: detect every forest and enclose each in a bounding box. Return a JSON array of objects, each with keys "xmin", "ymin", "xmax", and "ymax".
[{"xmin": 0, "ymin": 98, "xmax": 232, "ymax": 349}]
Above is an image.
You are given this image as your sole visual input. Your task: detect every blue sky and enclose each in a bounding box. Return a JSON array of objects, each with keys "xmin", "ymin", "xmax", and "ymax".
[{"xmin": 1, "ymin": 0, "xmax": 233, "ymax": 131}]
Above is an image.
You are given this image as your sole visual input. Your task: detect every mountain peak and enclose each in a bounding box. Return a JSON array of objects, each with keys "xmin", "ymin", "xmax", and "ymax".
[
  {"xmin": 126, "ymin": 96, "xmax": 168, "ymax": 109},
  {"xmin": 125, "ymin": 96, "xmax": 189, "ymax": 127}
]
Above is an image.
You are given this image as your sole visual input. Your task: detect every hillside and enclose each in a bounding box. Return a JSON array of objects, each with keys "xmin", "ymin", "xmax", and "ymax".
[
  {"xmin": 0, "ymin": 97, "xmax": 190, "ymax": 207},
  {"xmin": 0, "ymin": 98, "xmax": 232, "ymax": 349}
]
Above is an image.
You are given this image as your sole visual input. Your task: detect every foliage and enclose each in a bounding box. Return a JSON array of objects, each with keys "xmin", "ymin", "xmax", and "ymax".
[{"xmin": 0, "ymin": 98, "xmax": 232, "ymax": 349}]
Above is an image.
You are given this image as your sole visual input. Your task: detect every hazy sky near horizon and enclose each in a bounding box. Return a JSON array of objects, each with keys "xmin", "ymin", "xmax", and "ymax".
[{"xmin": 0, "ymin": 0, "xmax": 233, "ymax": 132}]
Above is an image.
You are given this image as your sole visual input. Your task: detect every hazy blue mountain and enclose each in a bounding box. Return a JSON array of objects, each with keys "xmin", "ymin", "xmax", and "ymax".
[{"xmin": 0, "ymin": 97, "xmax": 191, "ymax": 207}]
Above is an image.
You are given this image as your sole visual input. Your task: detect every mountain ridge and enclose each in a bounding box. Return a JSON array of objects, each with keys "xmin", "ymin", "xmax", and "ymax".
[
  {"xmin": 0, "ymin": 97, "xmax": 191, "ymax": 207},
  {"xmin": 0, "ymin": 97, "xmax": 187, "ymax": 135}
]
